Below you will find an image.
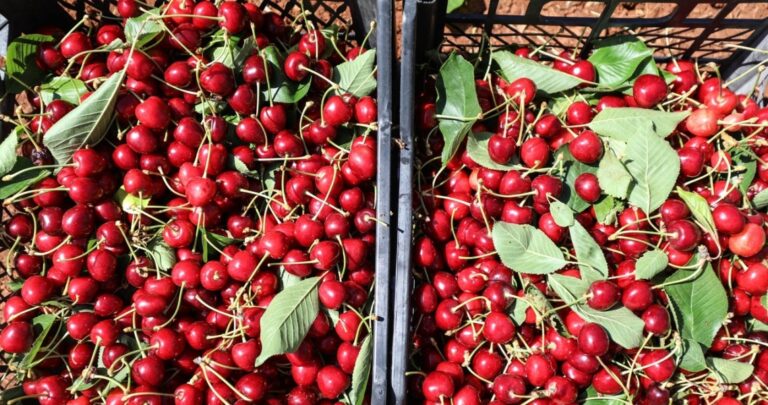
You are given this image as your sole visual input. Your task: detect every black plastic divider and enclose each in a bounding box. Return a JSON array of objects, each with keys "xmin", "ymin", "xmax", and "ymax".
[
  {"xmin": 371, "ymin": 0, "xmax": 394, "ymax": 402},
  {"xmin": 390, "ymin": 0, "xmax": 418, "ymax": 402},
  {"xmin": 0, "ymin": 0, "xmax": 395, "ymax": 397}
]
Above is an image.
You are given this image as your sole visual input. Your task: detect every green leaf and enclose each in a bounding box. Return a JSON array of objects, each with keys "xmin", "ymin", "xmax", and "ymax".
[
  {"xmin": 679, "ymin": 339, "xmax": 707, "ymax": 372},
  {"xmin": 753, "ymin": 189, "xmax": 768, "ymax": 209},
  {"xmin": 624, "ymin": 131, "xmax": 680, "ymax": 214},
  {"xmin": 492, "ymin": 222, "xmax": 566, "ymax": 274},
  {"xmin": 147, "ymin": 239, "xmax": 176, "ymax": 271},
  {"xmin": 255, "ymin": 276, "xmax": 322, "ymax": 366},
  {"xmin": 548, "ymin": 273, "xmax": 589, "ymax": 304},
  {"xmin": 663, "ymin": 259, "xmax": 728, "ymax": 348},
  {"xmin": 493, "ymin": 51, "xmax": 584, "ymax": 94},
  {"xmin": 559, "ymin": 148, "xmax": 599, "ymax": 212},
  {"xmin": 279, "ymin": 267, "xmax": 302, "ymax": 289},
  {"xmin": 466, "ymin": 132, "xmax": 521, "ymax": 171},
  {"xmin": 333, "ymin": 49, "xmax": 377, "ymax": 97},
  {"xmin": 211, "ymin": 40, "xmax": 238, "ymax": 69},
  {"xmin": 436, "ymin": 53, "xmax": 481, "ymax": 165},
  {"xmin": 589, "ymin": 108, "xmax": 689, "ymax": 141},
  {"xmin": 21, "ymin": 313, "xmax": 57, "ymax": 368},
  {"xmin": 677, "ymin": 187, "xmax": 717, "ymax": 238},
  {"xmin": 114, "ymin": 186, "xmax": 150, "ymax": 214},
  {"xmin": 635, "ymin": 250, "xmax": 669, "ymax": 280},
  {"xmin": 40, "ymin": 77, "xmax": 88, "ymax": 105},
  {"xmin": 5, "ymin": 34, "xmax": 53, "ymax": 93},
  {"xmin": 570, "ymin": 221, "xmax": 609, "ymax": 281},
  {"xmin": 578, "ymin": 306, "xmax": 645, "ymax": 349},
  {"xmin": 593, "ymin": 196, "xmax": 621, "ymax": 224},
  {"xmin": 549, "ymin": 274, "xmax": 644, "ymax": 348},
  {"xmin": 523, "ymin": 283, "xmax": 566, "ymax": 330},
  {"xmin": 550, "ymin": 200, "xmax": 575, "ymax": 227},
  {"xmin": 707, "ymin": 357, "xmax": 754, "ymax": 383},
  {"xmin": 350, "ymin": 335, "xmax": 372, "ymax": 405},
  {"xmin": 588, "ymin": 36, "xmax": 653, "ymax": 88},
  {"xmin": 597, "ymin": 148, "xmax": 632, "ymax": 199},
  {"xmin": 0, "ymin": 131, "xmax": 19, "ymax": 177},
  {"xmin": 261, "ymin": 46, "xmax": 311, "ymax": 103},
  {"xmin": 751, "ymin": 319, "xmax": 768, "ymax": 332},
  {"xmin": 43, "ymin": 71, "xmax": 125, "ymax": 166},
  {"xmin": 732, "ymin": 148, "xmax": 757, "ymax": 194},
  {"xmin": 447, "ymin": 0, "xmax": 464, "ymax": 12},
  {"xmin": 194, "ymin": 99, "xmax": 227, "ymax": 115},
  {"xmin": 0, "ymin": 158, "xmax": 51, "ymax": 200},
  {"xmin": 125, "ymin": 8, "xmax": 165, "ymax": 49}
]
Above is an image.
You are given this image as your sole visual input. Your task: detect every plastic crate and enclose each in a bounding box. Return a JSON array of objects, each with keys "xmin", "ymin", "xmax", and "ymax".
[
  {"xmin": 0, "ymin": 1, "xmax": 394, "ymax": 403},
  {"xmin": 392, "ymin": 0, "xmax": 768, "ymax": 403}
]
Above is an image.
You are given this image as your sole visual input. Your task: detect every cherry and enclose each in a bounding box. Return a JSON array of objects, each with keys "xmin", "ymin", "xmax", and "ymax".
[
  {"xmin": 488, "ymin": 133, "xmax": 517, "ymax": 164},
  {"xmin": 355, "ymin": 96, "xmax": 377, "ymax": 123},
  {"xmin": 131, "ymin": 355, "xmax": 165, "ymax": 387},
  {"xmin": 577, "ymin": 322, "xmax": 610, "ymax": 356},
  {"xmin": 483, "ymin": 311, "xmax": 516, "ymax": 344},
  {"xmin": 569, "ymin": 60, "xmax": 596, "ymax": 83},
  {"xmin": 574, "ymin": 172, "xmax": 601, "ymax": 203},
  {"xmin": 284, "ymin": 51, "xmax": 311, "ymax": 82},
  {"xmin": 736, "ymin": 263, "xmax": 768, "ymax": 296},
  {"xmin": 22, "ymin": 275, "xmax": 54, "ymax": 305},
  {"xmin": 316, "ymin": 365, "xmax": 350, "ymax": 399},
  {"xmin": 520, "ymin": 137, "xmax": 551, "ymax": 168},
  {"xmin": 566, "ymin": 101, "xmax": 593, "ymax": 125},
  {"xmin": 592, "ymin": 365, "xmax": 623, "ymax": 394},
  {"xmin": 525, "ymin": 353, "xmax": 556, "ymax": 387},
  {"xmin": 545, "ymin": 376, "xmax": 578, "ymax": 404},
  {"xmin": 633, "ymin": 74, "xmax": 668, "ymax": 108},
  {"xmin": 622, "ymin": 280, "xmax": 654, "ymax": 311},
  {"xmin": 587, "ymin": 280, "xmax": 620, "ymax": 310},
  {"xmin": 642, "ymin": 304, "xmax": 670, "ymax": 335},
  {"xmin": 667, "ymin": 219, "xmax": 701, "ymax": 251},
  {"xmin": 423, "ymin": 371, "xmax": 455, "ymax": 402},
  {"xmin": 60, "ymin": 32, "xmax": 92, "ymax": 62},
  {"xmin": 492, "ymin": 374, "xmax": 527, "ymax": 404},
  {"xmin": 639, "ymin": 349, "xmax": 676, "ymax": 382},
  {"xmin": 505, "ymin": 78, "xmax": 537, "ymax": 105},
  {"xmin": 686, "ymin": 108, "xmax": 720, "ymax": 138},
  {"xmin": 0, "ymin": 322, "xmax": 33, "ymax": 353},
  {"xmin": 218, "ymin": 1, "xmax": 247, "ymax": 33},
  {"xmin": 728, "ymin": 223, "xmax": 765, "ymax": 257},
  {"xmin": 200, "ymin": 62, "xmax": 235, "ymax": 96},
  {"xmin": 569, "ymin": 130, "xmax": 602, "ymax": 164}
]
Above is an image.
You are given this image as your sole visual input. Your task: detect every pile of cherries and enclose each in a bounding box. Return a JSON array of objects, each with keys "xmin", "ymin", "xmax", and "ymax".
[
  {"xmin": 408, "ymin": 49, "xmax": 768, "ymax": 403},
  {"xmin": 0, "ymin": 0, "xmax": 379, "ymax": 403}
]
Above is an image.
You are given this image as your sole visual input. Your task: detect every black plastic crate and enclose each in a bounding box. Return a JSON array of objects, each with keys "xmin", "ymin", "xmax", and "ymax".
[
  {"xmin": 0, "ymin": 1, "xmax": 394, "ymax": 403},
  {"xmin": 392, "ymin": 0, "xmax": 768, "ymax": 403}
]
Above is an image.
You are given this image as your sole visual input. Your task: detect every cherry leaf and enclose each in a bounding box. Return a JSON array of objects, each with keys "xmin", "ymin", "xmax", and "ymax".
[
  {"xmin": 332, "ymin": 49, "xmax": 377, "ymax": 97},
  {"xmin": 0, "ymin": 131, "xmax": 19, "ymax": 178},
  {"xmin": 436, "ymin": 53, "xmax": 481, "ymax": 165},
  {"xmin": 0, "ymin": 158, "xmax": 51, "ymax": 200},
  {"xmin": 679, "ymin": 339, "xmax": 707, "ymax": 372},
  {"xmin": 677, "ymin": 187, "xmax": 718, "ymax": 238},
  {"xmin": 597, "ymin": 148, "xmax": 632, "ymax": 199},
  {"xmin": 492, "ymin": 222, "xmax": 567, "ymax": 274},
  {"xmin": 663, "ymin": 257, "xmax": 728, "ymax": 348},
  {"xmin": 624, "ymin": 130, "xmax": 680, "ymax": 214},
  {"xmin": 492, "ymin": 51, "xmax": 584, "ymax": 94},
  {"xmin": 350, "ymin": 335, "xmax": 372, "ymax": 405},
  {"xmin": 255, "ymin": 276, "xmax": 322, "ymax": 366},
  {"xmin": 43, "ymin": 70, "xmax": 126, "ymax": 166},
  {"xmin": 707, "ymin": 357, "xmax": 754, "ymax": 383},
  {"xmin": 587, "ymin": 36, "xmax": 653, "ymax": 88},
  {"xmin": 589, "ymin": 108, "xmax": 689, "ymax": 141},
  {"xmin": 569, "ymin": 221, "xmax": 609, "ymax": 281},
  {"xmin": 124, "ymin": 8, "xmax": 165, "ymax": 49},
  {"xmin": 634, "ymin": 250, "xmax": 669, "ymax": 280},
  {"xmin": 753, "ymin": 188, "xmax": 768, "ymax": 209},
  {"xmin": 5, "ymin": 34, "xmax": 53, "ymax": 93},
  {"xmin": 40, "ymin": 77, "xmax": 89, "ymax": 105},
  {"xmin": 550, "ymin": 200, "xmax": 575, "ymax": 227}
]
